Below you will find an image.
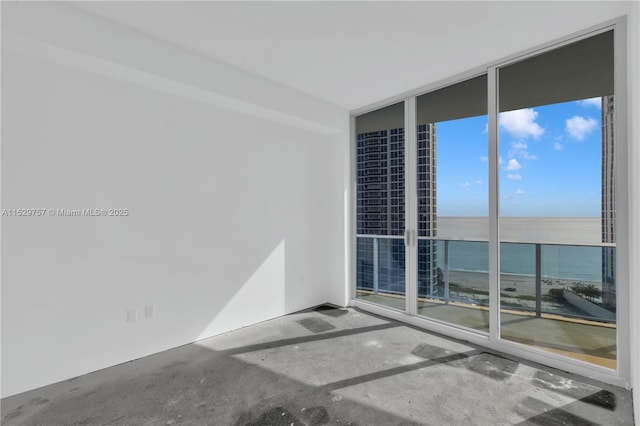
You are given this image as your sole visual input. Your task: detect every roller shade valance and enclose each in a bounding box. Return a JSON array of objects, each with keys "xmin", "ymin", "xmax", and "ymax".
[
  {"xmin": 417, "ymin": 75, "xmax": 487, "ymax": 124},
  {"xmin": 356, "ymin": 102, "xmax": 404, "ymax": 134},
  {"xmin": 355, "ymin": 30, "xmax": 612, "ymax": 130},
  {"xmin": 499, "ymin": 30, "xmax": 613, "ymax": 112}
]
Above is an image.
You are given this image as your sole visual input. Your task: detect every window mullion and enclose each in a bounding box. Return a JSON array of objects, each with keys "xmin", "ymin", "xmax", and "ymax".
[
  {"xmin": 488, "ymin": 66, "xmax": 500, "ymax": 342},
  {"xmin": 405, "ymin": 97, "xmax": 418, "ymax": 315}
]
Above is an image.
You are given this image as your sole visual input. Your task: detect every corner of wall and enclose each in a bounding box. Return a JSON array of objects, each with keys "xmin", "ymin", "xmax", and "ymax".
[
  {"xmin": 627, "ymin": 2, "xmax": 640, "ymax": 423},
  {"xmin": 0, "ymin": 1, "xmax": 349, "ymax": 398}
]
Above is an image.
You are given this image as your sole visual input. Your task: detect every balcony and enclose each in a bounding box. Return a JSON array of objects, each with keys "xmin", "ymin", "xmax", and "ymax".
[{"xmin": 356, "ymin": 236, "xmax": 617, "ymax": 369}]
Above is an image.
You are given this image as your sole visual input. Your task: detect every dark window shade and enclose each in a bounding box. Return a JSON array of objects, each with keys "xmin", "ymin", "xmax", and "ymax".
[
  {"xmin": 499, "ymin": 30, "xmax": 613, "ymax": 112},
  {"xmin": 356, "ymin": 102, "xmax": 404, "ymax": 134},
  {"xmin": 417, "ymin": 75, "xmax": 487, "ymax": 123},
  {"xmin": 355, "ymin": 31, "xmax": 612, "ymax": 126}
]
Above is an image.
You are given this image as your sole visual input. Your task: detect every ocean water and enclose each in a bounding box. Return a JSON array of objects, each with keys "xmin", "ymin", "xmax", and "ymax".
[
  {"xmin": 433, "ymin": 217, "xmax": 611, "ymax": 282},
  {"xmin": 358, "ymin": 217, "xmax": 613, "ymax": 284},
  {"xmin": 439, "ymin": 240, "xmax": 608, "ymax": 281},
  {"xmin": 437, "ymin": 216, "xmax": 603, "ymax": 246}
]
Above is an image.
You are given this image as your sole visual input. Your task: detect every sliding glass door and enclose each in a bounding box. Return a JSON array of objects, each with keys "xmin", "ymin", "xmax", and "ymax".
[
  {"xmin": 414, "ymin": 76, "xmax": 490, "ymax": 331},
  {"xmin": 497, "ymin": 30, "xmax": 617, "ymax": 369},
  {"xmin": 354, "ymin": 78, "xmax": 493, "ymax": 330},
  {"xmin": 355, "ymin": 102, "xmax": 406, "ymax": 310},
  {"xmin": 353, "ymin": 24, "xmax": 625, "ymax": 379}
]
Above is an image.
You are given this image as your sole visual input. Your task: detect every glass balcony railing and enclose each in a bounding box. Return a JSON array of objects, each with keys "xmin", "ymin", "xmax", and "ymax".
[
  {"xmin": 357, "ymin": 236, "xmax": 615, "ymax": 322},
  {"xmin": 356, "ymin": 235, "xmax": 406, "ymax": 310},
  {"xmin": 356, "ymin": 236, "xmax": 617, "ymax": 367},
  {"xmin": 498, "ymin": 241, "xmax": 617, "ymax": 369},
  {"xmin": 498, "ymin": 242, "xmax": 616, "ymax": 323}
]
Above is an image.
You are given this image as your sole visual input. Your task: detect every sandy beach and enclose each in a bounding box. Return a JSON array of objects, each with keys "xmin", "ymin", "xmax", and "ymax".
[
  {"xmin": 444, "ymin": 269, "xmax": 604, "ymax": 313},
  {"xmin": 447, "ymin": 269, "xmax": 602, "ymax": 294}
]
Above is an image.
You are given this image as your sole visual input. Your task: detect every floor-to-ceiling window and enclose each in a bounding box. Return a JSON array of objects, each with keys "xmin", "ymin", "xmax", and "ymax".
[
  {"xmin": 352, "ymin": 23, "xmax": 625, "ymax": 381},
  {"xmin": 497, "ymin": 30, "xmax": 617, "ymax": 369},
  {"xmin": 355, "ymin": 102, "xmax": 406, "ymax": 310},
  {"xmin": 415, "ymin": 76, "xmax": 490, "ymax": 331}
]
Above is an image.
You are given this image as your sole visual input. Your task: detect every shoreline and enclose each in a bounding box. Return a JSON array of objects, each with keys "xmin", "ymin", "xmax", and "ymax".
[
  {"xmin": 444, "ymin": 269, "xmax": 608, "ymax": 316},
  {"xmin": 448, "ymin": 268, "xmax": 601, "ymax": 283},
  {"xmin": 447, "ymin": 269, "xmax": 603, "ymax": 295}
]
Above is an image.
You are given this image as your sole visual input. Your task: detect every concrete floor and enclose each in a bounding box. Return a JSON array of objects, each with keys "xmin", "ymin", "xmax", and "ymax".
[
  {"xmin": 358, "ymin": 292, "xmax": 617, "ymax": 369},
  {"xmin": 1, "ymin": 306, "xmax": 634, "ymax": 425}
]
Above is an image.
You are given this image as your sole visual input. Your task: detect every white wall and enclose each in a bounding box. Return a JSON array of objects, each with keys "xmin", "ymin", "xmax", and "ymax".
[
  {"xmin": 1, "ymin": 3, "xmax": 348, "ymax": 397},
  {"xmin": 627, "ymin": 1, "xmax": 640, "ymax": 422},
  {"xmin": 309, "ymin": 133, "xmax": 350, "ymax": 309}
]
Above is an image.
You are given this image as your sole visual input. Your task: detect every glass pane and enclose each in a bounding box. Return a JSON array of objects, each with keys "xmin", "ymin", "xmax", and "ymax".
[
  {"xmin": 415, "ymin": 75, "xmax": 490, "ymax": 331},
  {"xmin": 355, "ymin": 103, "xmax": 406, "ymax": 310},
  {"xmin": 498, "ymin": 31, "xmax": 616, "ymax": 369},
  {"xmin": 418, "ymin": 240, "xmax": 490, "ymax": 330}
]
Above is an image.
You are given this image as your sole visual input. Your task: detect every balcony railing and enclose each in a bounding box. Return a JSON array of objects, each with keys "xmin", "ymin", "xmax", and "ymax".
[{"xmin": 356, "ymin": 235, "xmax": 616, "ymax": 324}]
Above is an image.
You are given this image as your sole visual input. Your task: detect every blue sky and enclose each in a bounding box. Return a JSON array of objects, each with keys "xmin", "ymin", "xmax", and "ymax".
[{"xmin": 436, "ymin": 97, "xmax": 603, "ymax": 217}]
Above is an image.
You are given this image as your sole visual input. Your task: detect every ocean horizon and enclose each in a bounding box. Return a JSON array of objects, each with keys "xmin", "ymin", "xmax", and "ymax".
[
  {"xmin": 433, "ymin": 217, "xmax": 610, "ymax": 282},
  {"xmin": 437, "ymin": 216, "xmax": 604, "ymax": 246}
]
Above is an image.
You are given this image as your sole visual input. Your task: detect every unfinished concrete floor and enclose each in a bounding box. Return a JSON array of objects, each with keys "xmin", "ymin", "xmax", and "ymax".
[
  {"xmin": 359, "ymin": 292, "xmax": 617, "ymax": 369},
  {"xmin": 1, "ymin": 306, "xmax": 634, "ymax": 425}
]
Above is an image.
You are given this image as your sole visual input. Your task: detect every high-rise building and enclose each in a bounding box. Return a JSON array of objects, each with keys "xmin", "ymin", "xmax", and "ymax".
[
  {"xmin": 356, "ymin": 128, "xmax": 406, "ymax": 294},
  {"xmin": 417, "ymin": 124, "xmax": 438, "ymax": 297},
  {"xmin": 356, "ymin": 128, "xmax": 405, "ymax": 236},
  {"xmin": 356, "ymin": 124, "xmax": 438, "ymax": 297},
  {"xmin": 601, "ymin": 95, "xmax": 616, "ymax": 308}
]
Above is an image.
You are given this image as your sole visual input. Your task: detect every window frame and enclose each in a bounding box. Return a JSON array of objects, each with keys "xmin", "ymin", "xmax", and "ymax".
[{"xmin": 349, "ymin": 17, "xmax": 629, "ymax": 387}]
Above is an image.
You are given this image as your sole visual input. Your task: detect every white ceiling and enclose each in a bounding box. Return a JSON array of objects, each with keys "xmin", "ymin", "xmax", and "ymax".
[{"xmin": 72, "ymin": 1, "xmax": 632, "ymax": 110}]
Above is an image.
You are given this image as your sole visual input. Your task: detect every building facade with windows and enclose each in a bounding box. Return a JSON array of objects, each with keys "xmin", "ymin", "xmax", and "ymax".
[
  {"xmin": 356, "ymin": 124, "xmax": 439, "ymax": 297},
  {"xmin": 602, "ymin": 94, "xmax": 616, "ymax": 308}
]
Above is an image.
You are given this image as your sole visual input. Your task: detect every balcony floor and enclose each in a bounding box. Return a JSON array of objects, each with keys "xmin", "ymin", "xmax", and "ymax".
[
  {"xmin": 357, "ymin": 291, "xmax": 617, "ymax": 369},
  {"xmin": 1, "ymin": 305, "xmax": 631, "ymax": 426}
]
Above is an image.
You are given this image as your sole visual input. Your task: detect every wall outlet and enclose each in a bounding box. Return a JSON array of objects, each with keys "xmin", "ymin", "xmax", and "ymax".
[
  {"xmin": 126, "ymin": 308, "xmax": 137, "ymax": 323},
  {"xmin": 145, "ymin": 304, "xmax": 155, "ymax": 319}
]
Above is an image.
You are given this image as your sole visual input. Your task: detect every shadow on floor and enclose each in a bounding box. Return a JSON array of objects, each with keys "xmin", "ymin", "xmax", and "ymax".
[{"xmin": 1, "ymin": 306, "xmax": 634, "ymax": 426}]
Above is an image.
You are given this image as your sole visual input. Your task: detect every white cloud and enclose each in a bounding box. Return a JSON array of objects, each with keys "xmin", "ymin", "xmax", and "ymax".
[
  {"xmin": 515, "ymin": 188, "xmax": 525, "ymax": 195},
  {"xmin": 508, "ymin": 141, "xmax": 538, "ymax": 160},
  {"xmin": 508, "ymin": 141, "xmax": 527, "ymax": 158},
  {"xmin": 512, "ymin": 141, "xmax": 527, "ymax": 150},
  {"xmin": 577, "ymin": 97, "xmax": 602, "ymax": 108},
  {"xmin": 475, "ymin": 180, "xmax": 482, "ymax": 185},
  {"xmin": 461, "ymin": 182, "xmax": 471, "ymax": 190},
  {"xmin": 500, "ymin": 108, "xmax": 545, "ymax": 139},
  {"xmin": 507, "ymin": 173, "xmax": 522, "ymax": 181},
  {"xmin": 505, "ymin": 158, "xmax": 522, "ymax": 171},
  {"xmin": 553, "ymin": 142, "xmax": 563, "ymax": 151},
  {"xmin": 565, "ymin": 116, "xmax": 597, "ymax": 141}
]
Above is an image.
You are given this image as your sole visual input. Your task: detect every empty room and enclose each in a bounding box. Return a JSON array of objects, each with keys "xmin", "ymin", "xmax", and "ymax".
[{"xmin": 2, "ymin": 1, "xmax": 639, "ymax": 425}]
